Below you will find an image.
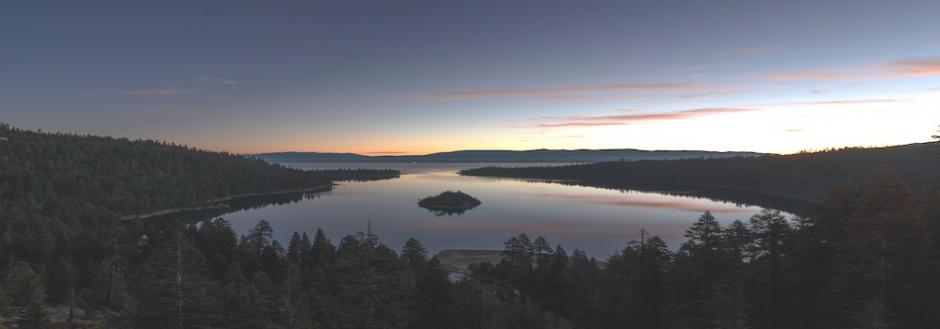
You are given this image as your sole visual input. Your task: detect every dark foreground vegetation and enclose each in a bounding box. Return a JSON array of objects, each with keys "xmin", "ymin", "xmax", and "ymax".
[
  {"xmin": 461, "ymin": 142, "xmax": 938, "ymax": 201},
  {"xmin": 1, "ymin": 169, "xmax": 935, "ymax": 328},
  {"xmin": 0, "ymin": 123, "xmax": 938, "ymax": 328},
  {"xmin": 475, "ymin": 171, "xmax": 940, "ymax": 328}
]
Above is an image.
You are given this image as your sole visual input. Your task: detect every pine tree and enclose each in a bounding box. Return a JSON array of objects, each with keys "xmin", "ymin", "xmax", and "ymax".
[
  {"xmin": 683, "ymin": 211, "xmax": 722, "ymax": 256},
  {"xmin": 401, "ymin": 238, "xmax": 428, "ymax": 275},
  {"xmin": 532, "ymin": 236, "xmax": 553, "ymax": 269},
  {"xmin": 136, "ymin": 231, "xmax": 220, "ymax": 329},
  {"xmin": 311, "ymin": 228, "xmax": 335, "ymax": 268},
  {"xmin": 410, "ymin": 257, "xmax": 455, "ymax": 329},
  {"xmin": 247, "ymin": 220, "xmax": 274, "ymax": 256},
  {"xmin": 287, "ymin": 231, "xmax": 304, "ymax": 264},
  {"xmin": 842, "ymin": 171, "xmax": 928, "ymax": 327},
  {"xmin": 748, "ymin": 209, "xmax": 792, "ymax": 329}
]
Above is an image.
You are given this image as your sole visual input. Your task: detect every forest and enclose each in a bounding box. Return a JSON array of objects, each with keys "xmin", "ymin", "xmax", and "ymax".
[
  {"xmin": 460, "ymin": 142, "xmax": 938, "ymax": 201},
  {"xmin": 0, "ymin": 123, "xmax": 938, "ymax": 328},
  {"xmin": 0, "ymin": 124, "xmax": 387, "ymax": 327},
  {"xmin": 1, "ymin": 170, "xmax": 936, "ymax": 328}
]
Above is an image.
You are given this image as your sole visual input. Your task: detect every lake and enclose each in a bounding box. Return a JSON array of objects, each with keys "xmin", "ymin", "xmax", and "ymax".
[{"xmin": 216, "ymin": 163, "xmax": 785, "ymax": 257}]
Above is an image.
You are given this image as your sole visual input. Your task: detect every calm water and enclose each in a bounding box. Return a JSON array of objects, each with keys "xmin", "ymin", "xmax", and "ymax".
[{"xmin": 219, "ymin": 163, "xmax": 774, "ymax": 256}]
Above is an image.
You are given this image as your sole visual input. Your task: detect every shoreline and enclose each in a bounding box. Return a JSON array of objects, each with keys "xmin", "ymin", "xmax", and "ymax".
[{"xmin": 121, "ymin": 184, "xmax": 334, "ymax": 221}]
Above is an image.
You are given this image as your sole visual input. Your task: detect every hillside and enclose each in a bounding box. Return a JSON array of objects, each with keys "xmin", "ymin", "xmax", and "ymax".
[
  {"xmin": 255, "ymin": 148, "xmax": 766, "ymax": 164},
  {"xmin": 461, "ymin": 142, "xmax": 940, "ymax": 201},
  {"xmin": 0, "ymin": 124, "xmax": 333, "ymax": 223}
]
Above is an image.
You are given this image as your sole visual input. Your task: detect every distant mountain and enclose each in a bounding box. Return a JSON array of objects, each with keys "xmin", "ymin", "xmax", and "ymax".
[
  {"xmin": 254, "ymin": 149, "xmax": 767, "ymax": 164},
  {"xmin": 461, "ymin": 142, "xmax": 940, "ymax": 202}
]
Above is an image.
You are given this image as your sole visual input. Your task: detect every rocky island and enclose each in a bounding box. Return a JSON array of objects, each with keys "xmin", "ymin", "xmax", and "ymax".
[{"xmin": 418, "ymin": 190, "xmax": 482, "ymax": 215}]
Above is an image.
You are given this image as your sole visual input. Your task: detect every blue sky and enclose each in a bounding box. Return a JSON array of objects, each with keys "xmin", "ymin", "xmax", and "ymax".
[{"xmin": 2, "ymin": 0, "xmax": 939, "ymax": 154}]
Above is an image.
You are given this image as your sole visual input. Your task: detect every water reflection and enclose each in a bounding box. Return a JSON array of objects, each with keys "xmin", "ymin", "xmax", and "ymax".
[{"xmin": 153, "ymin": 163, "xmax": 802, "ymax": 256}]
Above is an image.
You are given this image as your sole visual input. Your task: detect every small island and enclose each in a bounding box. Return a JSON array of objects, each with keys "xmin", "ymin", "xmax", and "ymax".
[{"xmin": 418, "ymin": 190, "xmax": 482, "ymax": 215}]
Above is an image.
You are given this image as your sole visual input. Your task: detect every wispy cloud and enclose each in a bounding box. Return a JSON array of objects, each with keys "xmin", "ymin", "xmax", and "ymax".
[
  {"xmin": 197, "ymin": 76, "xmax": 239, "ymax": 85},
  {"xmin": 759, "ymin": 57, "xmax": 940, "ymax": 82},
  {"xmin": 762, "ymin": 99, "xmax": 902, "ymax": 106},
  {"xmin": 423, "ymin": 82, "xmax": 703, "ymax": 101},
  {"xmin": 759, "ymin": 69, "xmax": 872, "ymax": 82},
  {"xmin": 535, "ymin": 107, "xmax": 754, "ymax": 128},
  {"xmin": 92, "ymin": 89, "xmax": 199, "ymax": 96},
  {"xmin": 888, "ymin": 58, "xmax": 940, "ymax": 77}
]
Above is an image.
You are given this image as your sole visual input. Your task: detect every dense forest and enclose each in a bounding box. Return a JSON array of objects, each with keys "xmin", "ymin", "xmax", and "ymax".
[
  {"xmin": 0, "ymin": 124, "xmax": 387, "ymax": 327},
  {"xmin": 1, "ymin": 169, "xmax": 935, "ymax": 328},
  {"xmin": 461, "ymin": 142, "xmax": 938, "ymax": 201},
  {"xmin": 1, "ymin": 123, "xmax": 938, "ymax": 328},
  {"xmin": 473, "ymin": 170, "xmax": 940, "ymax": 328}
]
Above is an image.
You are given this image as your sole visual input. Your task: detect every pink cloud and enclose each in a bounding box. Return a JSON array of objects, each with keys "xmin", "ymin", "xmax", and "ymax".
[
  {"xmin": 759, "ymin": 57, "xmax": 940, "ymax": 82},
  {"xmin": 888, "ymin": 58, "xmax": 940, "ymax": 77},
  {"xmin": 759, "ymin": 69, "xmax": 860, "ymax": 81},
  {"xmin": 535, "ymin": 107, "xmax": 754, "ymax": 128}
]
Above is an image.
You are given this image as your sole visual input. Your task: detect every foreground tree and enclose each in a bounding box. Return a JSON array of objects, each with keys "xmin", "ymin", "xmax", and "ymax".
[{"xmin": 136, "ymin": 231, "xmax": 220, "ymax": 329}]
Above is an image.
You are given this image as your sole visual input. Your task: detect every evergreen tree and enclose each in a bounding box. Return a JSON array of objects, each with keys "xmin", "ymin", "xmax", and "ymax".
[
  {"xmin": 401, "ymin": 237, "xmax": 428, "ymax": 274},
  {"xmin": 310, "ymin": 228, "xmax": 335, "ymax": 268},
  {"xmin": 287, "ymin": 231, "xmax": 304, "ymax": 264},
  {"xmin": 841, "ymin": 171, "xmax": 930, "ymax": 328},
  {"xmin": 136, "ymin": 231, "xmax": 220, "ymax": 329},
  {"xmin": 532, "ymin": 236, "xmax": 553, "ymax": 269},
  {"xmin": 247, "ymin": 220, "xmax": 274, "ymax": 256},
  {"xmin": 748, "ymin": 209, "xmax": 792, "ymax": 329},
  {"xmin": 410, "ymin": 257, "xmax": 455, "ymax": 329},
  {"xmin": 682, "ymin": 211, "xmax": 722, "ymax": 256}
]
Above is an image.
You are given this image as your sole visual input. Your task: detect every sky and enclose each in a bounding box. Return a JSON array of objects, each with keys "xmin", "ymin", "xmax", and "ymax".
[{"xmin": 1, "ymin": 0, "xmax": 939, "ymax": 155}]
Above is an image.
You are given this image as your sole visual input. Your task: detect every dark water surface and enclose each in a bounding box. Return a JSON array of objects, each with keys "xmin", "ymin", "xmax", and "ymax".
[{"xmin": 212, "ymin": 163, "xmax": 791, "ymax": 256}]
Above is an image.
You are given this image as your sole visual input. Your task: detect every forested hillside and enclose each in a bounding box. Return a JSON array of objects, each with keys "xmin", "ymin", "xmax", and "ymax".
[
  {"xmin": 1, "ymin": 123, "xmax": 938, "ymax": 328},
  {"xmin": 472, "ymin": 170, "xmax": 940, "ymax": 328},
  {"xmin": 0, "ymin": 123, "xmax": 330, "ymax": 219},
  {"xmin": 0, "ymin": 124, "xmax": 329, "ymax": 326},
  {"xmin": 3, "ymin": 170, "xmax": 931, "ymax": 328},
  {"xmin": 461, "ymin": 142, "xmax": 939, "ymax": 201}
]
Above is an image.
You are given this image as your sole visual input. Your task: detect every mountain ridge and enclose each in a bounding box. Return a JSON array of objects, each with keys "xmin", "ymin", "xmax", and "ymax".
[{"xmin": 255, "ymin": 148, "xmax": 768, "ymax": 163}]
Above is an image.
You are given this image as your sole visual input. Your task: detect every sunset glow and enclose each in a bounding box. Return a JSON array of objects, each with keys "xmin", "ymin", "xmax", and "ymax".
[{"xmin": 2, "ymin": 1, "xmax": 938, "ymax": 154}]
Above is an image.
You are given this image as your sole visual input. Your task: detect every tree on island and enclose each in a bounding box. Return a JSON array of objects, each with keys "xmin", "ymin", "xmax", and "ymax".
[{"xmin": 418, "ymin": 191, "xmax": 482, "ymax": 216}]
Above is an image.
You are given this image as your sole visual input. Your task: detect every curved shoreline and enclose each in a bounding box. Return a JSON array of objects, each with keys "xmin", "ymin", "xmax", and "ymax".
[{"xmin": 121, "ymin": 184, "xmax": 334, "ymax": 221}]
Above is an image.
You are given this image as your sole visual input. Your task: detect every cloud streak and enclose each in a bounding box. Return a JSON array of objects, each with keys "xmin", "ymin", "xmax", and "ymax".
[
  {"xmin": 888, "ymin": 58, "xmax": 940, "ymax": 77},
  {"xmin": 197, "ymin": 76, "xmax": 239, "ymax": 85},
  {"xmin": 424, "ymin": 82, "xmax": 702, "ymax": 101},
  {"xmin": 759, "ymin": 57, "xmax": 940, "ymax": 82},
  {"xmin": 535, "ymin": 107, "xmax": 754, "ymax": 128},
  {"xmin": 93, "ymin": 89, "xmax": 200, "ymax": 96},
  {"xmin": 763, "ymin": 99, "xmax": 902, "ymax": 106}
]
